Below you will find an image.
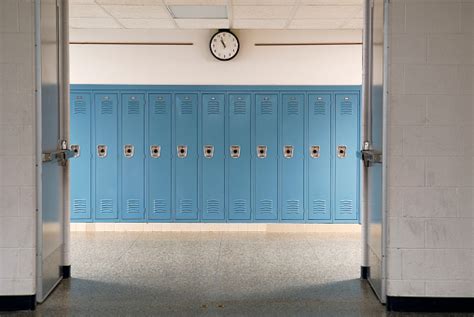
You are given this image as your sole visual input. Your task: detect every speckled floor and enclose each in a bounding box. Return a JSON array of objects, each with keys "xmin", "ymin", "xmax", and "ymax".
[{"xmin": 6, "ymin": 232, "xmax": 472, "ymax": 316}]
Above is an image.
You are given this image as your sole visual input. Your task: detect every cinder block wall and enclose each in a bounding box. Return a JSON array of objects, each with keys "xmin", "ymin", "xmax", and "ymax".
[
  {"xmin": 387, "ymin": 0, "xmax": 473, "ymax": 297},
  {"xmin": 0, "ymin": 0, "xmax": 36, "ymax": 296}
]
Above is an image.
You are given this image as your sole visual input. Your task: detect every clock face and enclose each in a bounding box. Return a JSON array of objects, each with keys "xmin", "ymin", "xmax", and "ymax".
[{"xmin": 210, "ymin": 31, "xmax": 239, "ymax": 61}]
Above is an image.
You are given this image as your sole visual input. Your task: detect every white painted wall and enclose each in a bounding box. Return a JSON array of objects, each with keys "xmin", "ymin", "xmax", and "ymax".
[
  {"xmin": 387, "ymin": 0, "xmax": 473, "ymax": 298},
  {"xmin": 0, "ymin": 0, "xmax": 36, "ymax": 296},
  {"xmin": 70, "ymin": 29, "xmax": 362, "ymax": 85}
]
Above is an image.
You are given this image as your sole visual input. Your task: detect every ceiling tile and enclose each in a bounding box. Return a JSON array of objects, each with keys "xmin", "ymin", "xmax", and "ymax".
[
  {"xmin": 175, "ymin": 18, "xmax": 229, "ymax": 29},
  {"xmin": 96, "ymin": 0, "xmax": 164, "ymax": 4},
  {"xmin": 294, "ymin": 5, "xmax": 362, "ymax": 19},
  {"xmin": 70, "ymin": 5, "xmax": 109, "ymax": 18},
  {"xmin": 289, "ymin": 19, "xmax": 345, "ymax": 29},
  {"xmin": 232, "ymin": 0, "xmax": 296, "ymax": 5},
  {"xmin": 233, "ymin": 19, "xmax": 287, "ymax": 29},
  {"xmin": 70, "ymin": 0, "xmax": 96, "ymax": 4},
  {"xmin": 102, "ymin": 5, "xmax": 170, "ymax": 19},
  {"xmin": 70, "ymin": 17, "xmax": 122, "ymax": 29},
  {"xmin": 165, "ymin": 0, "xmax": 227, "ymax": 4},
  {"xmin": 119, "ymin": 18, "xmax": 176, "ymax": 29},
  {"xmin": 233, "ymin": 5, "xmax": 293, "ymax": 19},
  {"xmin": 300, "ymin": 0, "xmax": 362, "ymax": 4}
]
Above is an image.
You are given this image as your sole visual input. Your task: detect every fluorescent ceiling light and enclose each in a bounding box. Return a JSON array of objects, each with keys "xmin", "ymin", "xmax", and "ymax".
[{"xmin": 168, "ymin": 5, "xmax": 228, "ymax": 19}]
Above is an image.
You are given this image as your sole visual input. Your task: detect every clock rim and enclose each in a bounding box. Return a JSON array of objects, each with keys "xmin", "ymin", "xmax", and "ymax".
[{"xmin": 209, "ymin": 29, "xmax": 240, "ymax": 61}]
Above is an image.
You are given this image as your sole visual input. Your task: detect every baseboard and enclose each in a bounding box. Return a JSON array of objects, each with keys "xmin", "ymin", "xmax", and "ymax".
[
  {"xmin": 61, "ymin": 265, "xmax": 71, "ymax": 279},
  {"xmin": 387, "ymin": 296, "xmax": 474, "ymax": 313},
  {"xmin": 70, "ymin": 223, "xmax": 361, "ymax": 233},
  {"xmin": 0, "ymin": 295, "xmax": 36, "ymax": 311},
  {"xmin": 360, "ymin": 266, "xmax": 369, "ymax": 279}
]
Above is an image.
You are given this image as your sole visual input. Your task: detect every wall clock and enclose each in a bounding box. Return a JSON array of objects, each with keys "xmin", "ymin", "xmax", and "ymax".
[{"xmin": 210, "ymin": 30, "xmax": 240, "ymax": 61}]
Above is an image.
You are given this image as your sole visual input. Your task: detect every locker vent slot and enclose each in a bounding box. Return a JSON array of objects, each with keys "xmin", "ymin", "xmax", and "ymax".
[
  {"xmin": 207, "ymin": 101, "xmax": 220, "ymax": 115},
  {"xmin": 232, "ymin": 199, "xmax": 247, "ymax": 213},
  {"xmin": 73, "ymin": 101, "xmax": 86, "ymax": 115},
  {"xmin": 100, "ymin": 100, "xmax": 113, "ymax": 115},
  {"xmin": 313, "ymin": 101, "xmax": 326, "ymax": 115},
  {"xmin": 100, "ymin": 199, "xmax": 113, "ymax": 213},
  {"xmin": 153, "ymin": 101, "xmax": 167, "ymax": 115},
  {"xmin": 206, "ymin": 200, "xmax": 220, "ymax": 213},
  {"xmin": 312, "ymin": 200, "xmax": 327, "ymax": 214},
  {"xmin": 260, "ymin": 101, "xmax": 273, "ymax": 115},
  {"xmin": 127, "ymin": 199, "xmax": 140, "ymax": 213},
  {"xmin": 127, "ymin": 100, "xmax": 140, "ymax": 115},
  {"xmin": 258, "ymin": 199, "xmax": 273, "ymax": 213},
  {"xmin": 233, "ymin": 101, "xmax": 247, "ymax": 115},
  {"xmin": 73, "ymin": 199, "xmax": 87, "ymax": 213},
  {"xmin": 287, "ymin": 102, "xmax": 299, "ymax": 115},
  {"xmin": 339, "ymin": 200, "xmax": 353, "ymax": 213},
  {"xmin": 179, "ymin": 199, "xmax": 193, "ymax": 212},
  {"xmin": 153, "ymin": 199, "xmax": 167, "ymax": 213},
  {"xmin": 180, "ymin": 101, "xmax": 193, "ymax": 115},
  {"xmin": 340, "ymin": 101, "xmax": 353, "ymax": 115},
  {"xmin": 286, "ymin": 200, "xmax": 300, "ymax": 213}
]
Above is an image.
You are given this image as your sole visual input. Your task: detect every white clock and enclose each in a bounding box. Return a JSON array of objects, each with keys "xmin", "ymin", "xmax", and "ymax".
[{"xmin": 210, "ymin": 30, "xmax": 240, "ymax": 61}]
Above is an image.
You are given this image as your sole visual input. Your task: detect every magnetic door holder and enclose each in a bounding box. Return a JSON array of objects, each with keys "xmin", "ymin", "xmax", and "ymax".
[
  {"xmin": 177, "ymin": 145, "xmax": 187, "ymax": 158},
  {"xmin": 124, "ymin": 144, "xmax": 134, "ymax": 158},
  {"xmin": 150, "ymin": 145, "xmax": 161, "ymax": 158},
  {"xmin": 283, "ymin": 145, "xmax": 294, "ymax": 158},
  {"xmin": 97, "ymin": 145, "xmax": 107, "ymax": 158},
  {"xmin": 257, "ymin": 145, "xmax": 267, "ymax": 158},
  {"xmin": 230, "ymin": 145, "xmax": 240, "ymax": 158},
  {"xmin": 204, "ymin": 145, "xmax": 214, "ymax": 159},
  {"xmin": 337, "ymin": 145, "xmax": 347, "ymax": 158}
]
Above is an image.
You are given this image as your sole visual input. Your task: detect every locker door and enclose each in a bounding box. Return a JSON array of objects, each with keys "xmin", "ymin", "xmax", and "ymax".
[
  {"xmin": 94, "ymin": 93, "xmax": 118, "ymax": 220},
  {"xmin": 281, "ymin": 94, "xmax": 304, "ymax": 220},
  {"xmin": 175, "ymin": 94, "xmax": 198, "ymax": 220},
  {"xmin": 228, "ymin": 94, "xmax": 252, "ymax": 220},
  {"xmin": 201, "ymin": 94, "xmax": 225, "ymax": 220},
  {"xmin": 121, "ymin": 93, "xmax": 145, "ymax": 220},
  {"xmin": 148, "ymin": 94, "xmax": 172, "ymax": 220},
  {"xmin": 335, "ymin": 93, "xmax": 359, "ymax": 220},
  {"xmin": 308, "ymin": 94, "xmax": 331, "ymax": 220},
  {"xmin": 70, "ymin": 93, "xmax": 92, "ymax": 220},
  {"xmin": 254, "ymin": 94, "xmax": 278, "ymax": 220}
]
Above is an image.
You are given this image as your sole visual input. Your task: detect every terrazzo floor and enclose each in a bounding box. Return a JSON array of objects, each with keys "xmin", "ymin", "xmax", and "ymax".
[{"xmin": 5, "ymin": 231, "xmax": 472, "ymax": 316}]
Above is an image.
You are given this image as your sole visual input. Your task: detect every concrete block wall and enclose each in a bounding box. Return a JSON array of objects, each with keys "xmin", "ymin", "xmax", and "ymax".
[
  {"xmin": 0, "ymin": 0, "xmax": 36, "ymax": 296},
  {"xmin": 387, "ymin": 0, "xmax": 473, "ymax": 297}
]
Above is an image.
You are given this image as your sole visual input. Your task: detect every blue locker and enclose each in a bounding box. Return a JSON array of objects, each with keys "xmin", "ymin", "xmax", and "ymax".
[
  {"xmin": 335, "ymin": 94, "xmax": 359, "ymax": 220},
  {"xmin": 281, "ymin": 94, "xmax": 305, "ymax": 221},
  {"xmin": 254, "ymin": 94, "xmax": 278, "ymax": 220},
  {"xmin": 175, "ymin": 94, "xmax": 198, "ymax": 220},
  {"xmin": 307, "ymin": 94, "xmax": 332, "ymax": 221},
  {"xmin": 227, "ymin": 94, "xmax": 252, "ymax": 220},
  {"xmin": 201, "ymin": 94, "xmax": 225, "ymax": 220},
  {"xmin": 121, "ymin": 93, "xmax": 145, "ymax": 220},
  {"xmin": 94, "ymin": 93, "xmax": 118, "ymax": 220},
  {"xmin": 148, "ymin": 94, "xmax": 172, "ymax": 220},
  {"xmin": 70, "ymin": 93, "xmax": 92, "ymax": 220}
]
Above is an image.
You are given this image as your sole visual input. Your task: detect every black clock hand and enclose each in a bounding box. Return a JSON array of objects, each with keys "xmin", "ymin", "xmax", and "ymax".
[{"xmin": 220, "ymin": 39, "xmax": 226, "ymax": 48}]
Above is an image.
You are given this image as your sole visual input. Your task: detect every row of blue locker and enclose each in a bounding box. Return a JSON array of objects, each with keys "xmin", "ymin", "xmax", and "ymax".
[{"xmin": 70, "ymin": 85, "xmax": 360, "ymax": 223}]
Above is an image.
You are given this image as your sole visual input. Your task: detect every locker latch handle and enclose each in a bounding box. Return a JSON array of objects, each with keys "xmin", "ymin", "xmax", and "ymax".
[
  {"xmin": 257, "ymin": 145, "xmax": 267, "ymax": 159},
  {"xmin": 71, "ymin": 145, "xmax": 80, "ymax": 158},
  {"xmin": 124, "ymin": 145, "xmax": 134, "ymax": 158},
  {"xmin": 283, "ymin": 145, "xmax": 294, "ymax": 159},
  {"xmin": 150, "ymin": 145, "xmax": 161, "ymax": 158},
  {"xmin": 337, "ymin": 145, "xmax": 347, "ymax": 158},
  {"xmin": 177, "ymin": 145, "xmax": 187, "ymax": 158},
  {"xmin": 230, "ymin": 145, "xmax": 240, "ymax": 158},
  {"xmin": 311, "ymin": 145, "xmax": 320, "ymax": 158},
  {"xmin": 203, "ymin": 145, "xmax": 214, "ymax": 159},
  {"xmin": 97, "ymin": 145, "xmax": 107, "ymax": 158}
]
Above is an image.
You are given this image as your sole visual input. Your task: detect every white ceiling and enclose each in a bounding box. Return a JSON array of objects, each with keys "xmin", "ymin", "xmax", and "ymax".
[{"xmin": 69, "ymin": 0, "xmax": 363, "ymax": 30}]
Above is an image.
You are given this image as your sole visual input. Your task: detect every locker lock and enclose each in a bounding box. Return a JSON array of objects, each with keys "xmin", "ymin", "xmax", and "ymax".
[
  {"xmin": 203, "ymin": 145, "xmax": 214, "ymax": 159},
  {"xmin": 230, "ymin": 145, "xmax": 241, "ymax": 159},
  {"xmin": 310, "ymin": 145, "xmax": 320, "ymax": 158},
  {"xmin": 283, "ymin": 145, "xmax": 294, "ymax": 159},
  {"xmin": 177, "ymin": 145, "xmax": 187, "ymax": 158},
  {"xmin": 150, "ymin": 145, "xmax": 161, "ymax": 158},
  {"xmin": 124, "ymin": 145, "xmax": 134, "ymax": 158},
  {"xmin": 97, "ymin": 145, "xmax": 107, "ymax": 158},
  {"xmin": 71, "ymin": 145, "xmax": 80, "ymax": 158},
  {"xmin": 337, "ymin": 145, "xmax": 347, "ymax": 158},
  {"xmin": 257, "ymin": 145, "xmax": 267, "ymax": 159}
]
